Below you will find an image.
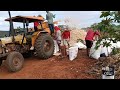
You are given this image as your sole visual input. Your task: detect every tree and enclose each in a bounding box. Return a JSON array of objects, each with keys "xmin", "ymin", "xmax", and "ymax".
[{"xmin": 90, "ymin": 11, "xmax": 120, "ymax": 55}]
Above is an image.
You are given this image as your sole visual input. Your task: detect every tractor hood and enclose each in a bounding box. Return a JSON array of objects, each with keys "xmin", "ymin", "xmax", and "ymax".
[
  {"xmin": 0, "ymin": 37, "xmax": 12, "ymax": 45},
  {"xmin": 0, "ymin": 35, "xmax": 26, "ymax": 45}
]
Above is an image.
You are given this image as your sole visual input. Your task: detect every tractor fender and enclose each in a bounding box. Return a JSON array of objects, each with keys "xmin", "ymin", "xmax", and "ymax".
[
  {"xmin": 32, "ymin": 30, "xmax": 50, "ymax": 42},
  {"xmin": 32, "ymin": 31, "xmax": 48, "ymax": 37}
]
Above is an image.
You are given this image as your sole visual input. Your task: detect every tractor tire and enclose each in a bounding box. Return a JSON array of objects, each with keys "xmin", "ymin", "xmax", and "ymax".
[
  {"xmin": 35, "ymin": 34, "xmax": 54, "ymax": 59},
  {"xmin": 5, "ymin": 51, "xmax": 24, "ymax": 72}
]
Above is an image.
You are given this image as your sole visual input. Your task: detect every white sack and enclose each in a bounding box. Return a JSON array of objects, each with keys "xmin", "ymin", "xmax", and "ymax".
[
  {"xmin": 89, "ymin": 41, "xmax": 102, "ymax": 60},
  {"xmin": 74, "ymin": 42, "xmax": 86, "ymax": 49},
  {"xmin": 69, "ymin": 46, "xmax": 78, "ymax": 61},
  {"xmin": 53, "ymin": 40, "xmax": 59, "ymax": 54},
  {"xmin": 116, "ymin": 41, "xmax": 120, "ymax": 48}
]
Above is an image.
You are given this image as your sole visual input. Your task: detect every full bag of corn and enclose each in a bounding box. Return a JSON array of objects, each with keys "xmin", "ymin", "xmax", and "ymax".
[
  {"xmin": 89, "ymin": 41, "xmax": 102, "ymax": 60},
  {"xmin": 69, "ymin": 46, "xmax": 78, "ymax": 61}
]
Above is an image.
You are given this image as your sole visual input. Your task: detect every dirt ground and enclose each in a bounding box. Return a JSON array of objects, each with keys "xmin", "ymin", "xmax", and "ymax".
[{"xmin": 0, "ymin": 49, "xmax": 97, "ymax": 79}]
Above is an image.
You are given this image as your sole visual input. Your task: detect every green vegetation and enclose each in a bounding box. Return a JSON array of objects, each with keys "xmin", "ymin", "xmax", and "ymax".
[
  {"xmin": 0, "ymin": 26, "xmax": 26, "ymax": 38},
  {"xmin": 90, "ymin": 11, "xmax": 120, "ymax": 55},
  {"xmin": 0, "ymin": 31, "xmax": 9, "ymax": 38}
]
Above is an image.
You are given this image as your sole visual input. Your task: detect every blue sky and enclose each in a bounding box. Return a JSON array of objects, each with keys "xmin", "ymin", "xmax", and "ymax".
[{"xmin": 0, "ymin": 11, "xmax": 102, "ymax": 31}]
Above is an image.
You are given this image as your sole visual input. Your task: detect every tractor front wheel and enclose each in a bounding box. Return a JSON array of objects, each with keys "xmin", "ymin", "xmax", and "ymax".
[{"xmin": 5, "ymin": 51, "xmax": 24, "ymax": 72}]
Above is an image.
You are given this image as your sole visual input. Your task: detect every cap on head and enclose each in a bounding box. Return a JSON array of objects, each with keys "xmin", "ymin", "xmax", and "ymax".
[{"xmin": 54, "ymin": 24, "xmax": 58, "ymax": 27}]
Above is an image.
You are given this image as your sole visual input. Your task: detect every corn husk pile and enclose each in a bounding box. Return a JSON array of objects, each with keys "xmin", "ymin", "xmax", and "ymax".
[
  {"xmin": 87, "ymin": 53, "xmax": 120, "ymax": 79},
  {"xmin": 69, "ymin": 29, "xmax": 87, "ymax": 46}
]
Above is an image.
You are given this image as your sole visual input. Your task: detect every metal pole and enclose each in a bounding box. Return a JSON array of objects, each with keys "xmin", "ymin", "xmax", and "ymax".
[
  {"xmin": 8, "ymin": 11, "xmax": 15, "ymax": 42},
  {"xmin": 21, "ymin": 20, "xmax": 26, "ymax": 45}
]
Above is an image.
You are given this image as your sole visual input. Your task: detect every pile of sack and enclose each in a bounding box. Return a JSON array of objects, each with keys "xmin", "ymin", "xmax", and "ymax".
[
  {"xmin": 53, "ymin": 39, "xmax": 87, "ymax": 61},
  {"xmin": 74, "ymin": 41, "xmax": 86, "ymax": 49},
  {"xmin": 89, "ymin": 39, "xmax": 120, "ymax": 60}
]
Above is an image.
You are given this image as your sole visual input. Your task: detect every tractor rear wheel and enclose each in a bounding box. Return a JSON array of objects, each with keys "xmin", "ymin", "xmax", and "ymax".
[
  {"xmin": 5, "ymin": 51, "xmax": 24, "ymax": 72},
  {"xmin": 35, "ymin": 34, "xmax": 54, "ymax": 59}
]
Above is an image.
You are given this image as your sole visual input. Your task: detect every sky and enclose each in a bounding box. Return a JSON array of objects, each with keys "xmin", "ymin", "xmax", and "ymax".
[{"xmin": 0, "ymin": 11, "xmax": 102, "ymax": 31}]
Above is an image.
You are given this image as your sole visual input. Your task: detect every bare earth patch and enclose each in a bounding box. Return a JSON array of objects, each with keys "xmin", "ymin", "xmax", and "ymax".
[{"xmin": 0, "ymin": 50, "xmax": 97, "ymax": 79}]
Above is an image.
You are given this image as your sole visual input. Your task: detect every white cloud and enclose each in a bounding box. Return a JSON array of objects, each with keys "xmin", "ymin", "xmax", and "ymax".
[
  {"xmin": 60, "ymin": 11, "xmax": 102, "ymax": 28},
  {"xmin": 0, "ymin": 11, "xmax": 102, "ymax": 31}
]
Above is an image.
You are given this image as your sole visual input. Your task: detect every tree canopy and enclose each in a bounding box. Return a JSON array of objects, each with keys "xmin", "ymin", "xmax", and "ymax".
[{"xmin": 90, "ymin": 11, "xmax": 120, "ymax": 51}]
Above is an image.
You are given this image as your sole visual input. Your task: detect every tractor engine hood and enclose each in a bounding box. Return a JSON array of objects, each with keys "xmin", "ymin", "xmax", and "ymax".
[
  {"xmin": 0, "ymin": 35, "xmax": 26, "ymax": 46},
  {"xmin": 0, "ymin": 37, "xmax": 12, "ymax": 46}
]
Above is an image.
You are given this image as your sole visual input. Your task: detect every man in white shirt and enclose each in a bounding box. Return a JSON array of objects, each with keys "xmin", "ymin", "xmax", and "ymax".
[{"xmin": 54, "ymin": 24, "xmax": 62, "ymax": 52}]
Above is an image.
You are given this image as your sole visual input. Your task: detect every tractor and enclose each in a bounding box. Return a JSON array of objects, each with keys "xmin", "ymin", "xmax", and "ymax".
[{"xmin": 0, "ymin": 11, "xmax": 54, "ymax": 72}]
